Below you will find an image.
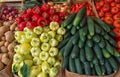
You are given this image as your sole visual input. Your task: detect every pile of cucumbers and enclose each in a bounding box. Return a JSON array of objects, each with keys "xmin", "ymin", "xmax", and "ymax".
[{"xmin": 58, "ymin": 7, "xmax": 120, "ymax": 76}]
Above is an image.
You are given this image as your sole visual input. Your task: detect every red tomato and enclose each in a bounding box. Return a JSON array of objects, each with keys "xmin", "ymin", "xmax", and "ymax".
[
  {"xmin": 102, "ymin": 4, "xmax": 110, "ymax": 12},
  {"xmin": 113, "ymin": 13, "xmax": 120, "ymax": 20},
  {"xmin": 111, "ymin": 7, "xmax": 119, "ymax": 14},
  {"xmin": 116, "ymin": 3, "xmax": 120, "ymax": 9},
  {"xmin": 117, "ymin": 41, "xmax": 120, "ymax": 49},
  {"xmin": 98, "ymin": 10, "xmax": 104, "ymax": 17},
  {"xmin": 87, "ymin": 10, "xmax": 91, "ymax": 16},
  {"xmin": 113, "ymin": 28, "xmax": 120, "ymax": 37},
  {"xmin": 113, "ymin": 20, "xmax": 120, "ymax": 28},
  {"xmin": 111, "ymin": 2, "xmax": 116, "ymax": 7},
  {"xmin": 96, "ymin": 4, "xmax": 101, "ymax": 10},
  {"xmin": 115, "ymin": 0, "xmax": 120, "ymax": 3},
  {"xmin": 105, "ymin": 12, "xmax": 112, "ymax": 17},
  {"xmin": 106, "ymin": 0, "xmax": 114, "ymax": 3},
  {"xmin": 104, "ymin": 16, "xmax": 113, "ymax": 25},
  {"xmin": 99, "ymin": 1, "xmax": 104, "ymax": 7},
  {"xmin": 101, "ymin": 17, "xmax": 104, "ymax": 21}
]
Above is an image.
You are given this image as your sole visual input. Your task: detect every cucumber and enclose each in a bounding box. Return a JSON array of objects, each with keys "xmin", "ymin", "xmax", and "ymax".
[
  {"xmin": 63, "ymin": 13, "xmax": 76, "ymax": 27},
  {"xmin": 94, "ymin": 17, "xmax": 110, "ymax": 32},
  {"xmin": 83, "ymin": 62, "xmax": 92, "ymax": 75},
  {"xmin": 93, "ymin": 34, "xmax": 101, "ymax": 43},
  {"xmin": 102, "ymin": 48, "xmax": 111, "ymax": 58},
  {"xmin": 57, "ymin": 37, "xmax": 70, "ymax": 49},
  {"xmin": 63, "ymin": 39, "xmax": 73, "ymax": 57},
  {"xmin": 79, "ymin": 28, "xmax": 86, "ymax": 42},
  {"xmin": 87, "ymin": 34, "xmax": 92, "ymax": 39},
  {"xmin": 71, "ymin": 45, "xmax": 80, "ymax": 58},
  {"xmin": 105, "ymin": 41, "xmax": 114, "ymax": 55},
  {"xmin": 108, "ymin": 57, "xmax": 119, "ymax": 72},
  {"xmin": 106, "ymin": 23, "xmax": 114, "ymax": 29},
  {"xmin": 105, "ymin": 59, "xmax": 112, "ymax": 75},
  {"xmin": 72, "ymin": 31, "xmax": 79, "ymax": 44},
  {"xmin": 73, "ymin": 7, "xmax": 86, "ymax": 26},
  {"xmin": 86, "ymin": 39, "xmax": 93, "ymax": 47},
  {"xmin": 64, "ymin": 32, "xmax": 71, "ymax": 39},
  {"xmin": 104, "ymin": 34, "xmax": 110, "ymax": 40},
  {"xmin": 98, "ymin": 38, "xmax": 106, "ymax": 48},
  {"xmin": 75, "ymin": 58, "xmax": 83, "ymax": 74},
  {"xmin": 69, "ymin": 57, "xmax": 76, "ymax": 72},
  {"xmin": 85, "ymin": 46, "xmax": 94, "ymax": 61},
  {"xmin": 79, "ymin": 15, "xmax": 87, "ymax": 27},
  {"xmin": 92, "ymin": 57, "xmax": 99, "ymax": 65},
  {"xmin": 80, "ymin": 48, "xmax": 86, "ymax": 63},
  {"xmin": 99, "ymin": 59, "xmax": 104, "ymax": 65},
  {"xmin": 92, "ymin": 68, "xmax": 96, "ymax": 75},
  {"xmin": 67, "ymin": 24, "xmax": 73, "ymax": 30},
  {"xmin": 108, "ymin": 31, "xmax": 116, "ymax": 38},
  {"xmin": 71, "ymin": 26, "xmax": 77, "ymax": 35},
  {"xmin": 82, "ymin": 26, "xmax": 88, "ymax": 36},
  {"xmin": 94, "ymin": 23, "xmax": 101, "ymax": 34},
  {"xmin": 101, "ymin": 65, "xmax": 105, "ymax": 75},
  {"xmin": 114, "ymin": 56, "xmax": 120, "ymax": 64},
  {"xmin": 59, "ymin": 46, "xmax": 65, "ymax": 56},
  {"xmin": 108, "ymin": 37, "xmax": 118, "ymax": 48},
  {"xmin": 87, "ymin": 16, "xmax": 95, "ymax": 36},
  {"xmin": 94, "ymin": 64, "xmax": 102, "ymax": 76},
  {"xmin": 62, "ymin": 56, "xmax": 69, "ymax": 69},
  {"xmin": 90, "ymin": 62, "xmax": 94, "ymax": 68},
  {"xmin": 93, "ymin": 45, "xmax": 103, "ymax": 60},
  {"xmin": 113, "ymin": 48, "xmax": 120, "ymax": 57},
  {"xmin": 78, "ymin": 39, "xmax": 84, "ymax": 48}
]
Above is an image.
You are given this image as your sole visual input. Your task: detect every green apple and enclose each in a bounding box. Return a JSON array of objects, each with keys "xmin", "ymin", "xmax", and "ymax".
[
  {"xmin": 33, "ymin": 26, "xmax": 43, "ymax": 35},
  {"xmin": 31, "ymin": 38, "xmax": 40, "ymax": 47},
  {"xmin": 30, "ymin": 47, "xmax": 41, "ymax": 57},
  {"xmin": 41, "ymin": 43, "xmax": 50, "ymax": 51},
  {"xmin": 39, "ymin": 51, "xmax": 49, "ymax": 61}
]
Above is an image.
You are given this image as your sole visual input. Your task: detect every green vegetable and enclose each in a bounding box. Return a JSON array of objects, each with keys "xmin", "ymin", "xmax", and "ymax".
[
  {"xmin": 40, "ymin": 33, "xmax": 49, "ymax": 42},
  {"xmin": 49, "ymin": 38, "xmax": 58, "ymax": 47},
  {"xmin": 50, "ymin": 22, "xmax": 59, "ymax": 31},
  {"xmin": 33, "ymin": 26, "xmax": 43, "ymax": 35},
  {"xmin": 42, "ymin": 61, "xmax": 50, "ymax": 74},
  {"xmin": 39, "ymin": 51, "xmax": 49, "ymax": 61},
  {"xmin": 48, "ymin": 31, "xmax": 56, "ymax": 39},
  {"xmin": 47, "ymin": 57, "xmax": 56, "ymax": 66},
  {"xmin": 49, "ymin": 47, "xmax": 58, "ymax": 57},
  {"xmin": 30, "ymin": 47, "xmax": 41, "ymax": 57},
  {"xmin": 57, "ymin": 27, "xmax": 66, "ymax": 35},
  {"xmin": 49, "ymin": 66, "xmax": 59, "ymax": 77},
  {"xmin": 41, "ymin": 43, "xmax": 50, "ymax": 51}
]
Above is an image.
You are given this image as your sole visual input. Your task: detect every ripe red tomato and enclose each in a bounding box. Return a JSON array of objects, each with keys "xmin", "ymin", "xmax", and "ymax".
[
  {"xmin": 98, "ymin": 10, "xmax": 104, "ymax": 17},
  {"xmin": 87, "ymin": 10, "xmax": 91, "ymax": 16},
  {"xmin": 96, "ymin": 4, "xmax": 101, "ymax": 10},
  {"xmin": 111, "ymin": 7, "xmax": 119, "ymax": 14},
  {"xmin": 116, "ymin": 3, "xmax": 120, "ymax": 9},
  {"xmin": 99, "ymin": 0, "xmax": 104, "ymax": 7},
  {"xmin": 102, "ymin": 4, "xmax": 110, "ymax": 12},
  {"xmin": 106, "ymin": 0, "xmax": 114, "ymax": 3},
  {"xmin": 113, "ymin": 20, "xmax": 120, "ymax": 28},
  {"xmin": 111, "ymin": 2, "xmax": 116, "ymax": 7},
  {"xmin": 105, "ymin": 12, "xmax": 112, "ymax": 17},
  {"xmin": 104, "ymin": 16, "xmax": 113, "ymax": 25},
  {"xmin": 115, "ymin": 0, "xmax": 120, "ymax": 3},
  {"xmin": 113, "ymin": 28, "xmax": 120, "ymax": 37},
  {"xmin": 113, "ymin": 13, "xmax": 120, "ymax": 20}
]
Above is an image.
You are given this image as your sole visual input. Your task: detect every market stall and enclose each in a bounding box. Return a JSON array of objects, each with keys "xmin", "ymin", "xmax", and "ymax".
[{"xmin": 0, "ymin": 0, "xmax": 120, "ymax": 77}]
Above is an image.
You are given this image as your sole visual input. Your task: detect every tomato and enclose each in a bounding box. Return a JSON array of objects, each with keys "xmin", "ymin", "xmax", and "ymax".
[
  {"xmin": 99, "ymin": 1, "xmax": 104, "ymax": 7},
  {"xmin": 98, "ymin": 10, "xmax": 104, "ymax": 17},
  {"xmin": 111, "ymin": 2, "xmax": 116, "ymax": 7},
  {"xmin": 102, "ymin": 4, "xmax": 110, "ymax": 12},
  {"xmin": 116, "ymin": 3, "xmax": 120, "ymax": 9},
  {"xmin": 106, "ymin": 0, "xmax": 114, "ymax": 3},
  {"xmin": 96, "ymin": 4, "xmax": 101, "ymax": 10},
  {"xmin": 104, "ymin": 16, "xmax": 113, "ymax": 25},
  {"xmin": 117, "ymin": 41, "xmax": 120, "ymax": 49},
  {"xmin": 100, "ymin": 17, "xmax": 104, "ymax": 21},
  {"xmin": 87, "ymin": 10, "xmax": 91, "ymax": 16},
  {"xmin": 115, "ymin": 0, "xmax": 120, "ymax": 3},
  {"xmin": 113, "ymin": 13, "xmax": 120, "ymax": 20},
  {"xmin": 113, "ymin": 20, "xmax": 120, "ymax": 28},
  {"xmin": 113, "ymin": 28, "xmax": 120, "ymax": 37},
  {"xmin": 105, "ymin": 12, "xmax": 112, "ymax": 17},
  {"xmin": 111, "ymin": 7, "xmax": 119, "ymax": 14}
]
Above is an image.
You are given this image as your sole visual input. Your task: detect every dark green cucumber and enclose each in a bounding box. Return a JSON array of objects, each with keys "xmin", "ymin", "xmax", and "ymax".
[
  {"xmin": 94, "ymin": 23, "xmax": 102, "ymax": 34},
  {"xmin": 87, "ymin": 16, "xmax": 95, "ymax": 36},
  {"xmin": 104, "ymin": 33, "xmax": 111, "ymax": 40},
  {"xmin": 79, "ymin": 28, "xmax": 86, "ymax": 42},
  {"xmin": 102, "ymin": 48, "xmax": 111, "ymax": 58},
  {"xmin": 93, "ymin": 34, "xmax": 101, "ymax": 43},
  {"xmin": 75, "ymin": 58, "xmax": 83, "ymax": 74},
  {"xmin": 108, "ymin": 57, "xmax": 119, "ymax": 72},
  {"xmin": 106, "ymin": 23, "xmax": 114, "ymax": 29},
  {"xmin": 79, "ymin": 15, "xmax": 87, "ymax": 27},
  {"xmin": 98, "ymin": 38, "xmax": 106, "ymax": 48},
  {"xmin": 67, "ymin": 24, "xmax": 73, "ymax": 30},
  {"xmin": 114, "ymin": 56, "xmax": 120, "ymax": 64},
  {"xmin": 78, "ymin": 39, "xmax": 84, "ymax": 48},
  {"xmin": 86, "ymin": 39, "xmax": 93, "ymax": 47},
  {"xmin": 62, "ymin": 56, "xmax": 69, "ymax": 69},
  {"xmin": 80, "ymin": 48, "xmax": 86, "ymax": 63},
  {"xmin": 105, "ymin": 59, "xmax": 112, "ymax": 75},
  {"xmin": 70, "ymin": 26, "xmax": 77, "ymax": 35},
  {"xmin": 69, "ymin": 57, "xmax": 76, "ymax": 72},
  {"xmin": 59, "ymin": 46, "xmax": 65, "ymax": 56},
  {"xmin": 99, "ymin": 59, "xmax": 104, "ymax": 65},
  {"xmin": 92, "ymin": 68, "xmax": 96, "ymax": 75},
  {"xmin": 85, "ymin": 46, "xmax": 94, "ymax": 61},
  {"xmin": 113, "ymin": 48, "xmax": 120, "ymax": 57},
  {"xmin": 63, "ymin": 13, "xmax": 76, "ymax": 27},
  {"xmin": 57, "ymin": 37, "xmax": 70, "ymax": 49},
  {"xmin": 94, "ymin": 64, "xmax": 102, "ymax": 76},
  {"xmin": 108, "ymin": 37, "xmax": 118, "ymax": 48},
  {"xmin": 72, "ymin": 31, "xmax": 79, "ymax": 44},
  {"xmin": 71, "ymin": 45, "xmax": 80, "ymax": 58},
  {"xmin": 83, "ymin": 62, "xmax": 92, "ymax": 75},
  {"xmin": 73, "ymin": 7, "xmax": 86, "ymax": 26},
  {"xmin": 93, "ymin": 44, "xmax": 103, "ymax": 60},
  {"xmin": 94, "ymin": 17, "xmax": 110, "ymax": 32},
  {"xmin": 108, "ymin": 31, "xmax": 116, "ymax": 38},
  {"xmin": 92, "ymin": 57, "xmax": 99, "ymax": 65},
  {"xmin": 64, "ymin": 32, "xmax": 71, "ymax": 39},
  {"xmin": 90, "ymin": 62, "xmax": 94, "ymax": 68},
  {"xmin": 82, "ymin": 26, "xmax": 88, "ymax": 36},
  {"xmin": 105, "ymin": 41, "xmax": 114, "ymax": 55},
  {"xmin": 63, "ymin": 39, "xmax": 73, "ymax": 57},
  {"xmin": 101, "ymin": 65, "xmax": 105, "ymax": 75},
  {"xmin": 87, "ymin": 34, "xmax": 92, "ymax": 39}
]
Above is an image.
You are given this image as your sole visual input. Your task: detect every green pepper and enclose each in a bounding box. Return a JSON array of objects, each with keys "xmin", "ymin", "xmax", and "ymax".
[
  {"xmin": 24, "ymin": 60, "xmax": 33, "ymax": 67},
  {"xmin": 12, "ymin": 62, "xmax": 20, "ymax": 73},
  {"xmin": 47, "ymin": 57, "xmax": 56, "ymax": 66},
  {"xmin": 54, "ymin": 61, "xmax": 61, "ymax": 69},
  {"xmin": 49, "ymin": 38, "xmax": 58, "ymax": 47},
  {"xmin": 20, "ymin": 43, "xmax": 31, "ymax": 55},
  {"xmin": 50, "ymin": 22, "xmax": 59, "ymax": 31},
  {"xmin": 49, "ymin": 47, "xmax": 58, "ymax": 57},
  {"xmin": 41, "ymin": 43, "xmax": 50, "ymax": 51},
  {"xmin": 30, "ymin": 47, "xmax": 41, "ymax": 57},
  {"xmin": 39, "ymin": 51, "xmax": 49, "ymax": 61},
  {"xmin": 14, "ymin": 45, "xmax": 21, "ymax": 53},
  {"xmin": 40, "ymin": 33, "xmax": 49, "ymax": 42},
  {"xmin": 55, "ymin": 34, "xmax": 63, "ymax": 42},
  {"xmin": 33, "ymin": 57, "xmax": 42, "ymax": 65},
  {"xmin": 43, "ymin": 26, "xmax": 50, "ymax": 32},
  {"xmin": 33, "ymin": 26, "xmax": 43, "ymax": 35},
  {"xmin": 20, "ymin": 35, "xmax": 31, "ymax": 43},
  {"xmin": 13, "ymin": 53, "xmax": 23, "ymax": 63},
  {"xmin": 57, "ymin": 27, "xmax": 66, "ymax": 35},
  {"xmin": 14, "ymin": 31, "xmax": 24, "ymax": 42},
  {"xmin": 49, "ymin": 66, "xmax": 59, "ymax": 77},
  {"xmin": 48, "ymin": 31, "xmax": 56, "ymax": 39},
  {"xmin": 37, "ymin": 72, "xmax": 48, "ymax": 77},
  {"xmin": 42, "ymin": 61, "xmax": 50, "ymax": 74}
]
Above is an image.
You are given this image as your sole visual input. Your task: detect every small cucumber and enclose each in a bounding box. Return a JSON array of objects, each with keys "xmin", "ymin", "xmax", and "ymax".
[
  {"xmin": 92, "ymin": 57, "xmax": 99, "ymax": 65},
  {"xmin": 79, "ymin": 28, "xmax": 86, "ymax": 42},
  {"xmin": 64, "ymin": 32, "xmax": 71, "ymax": 39},
  {"xmin": 59, "ymin": 46, "xmax": 65, "ymax": 56},
  {"xmin": 75, "ymin": 58, "xmax": 83, "ymax": 74},
  {"xmin": 98, "ymin": 38, "xmax": 106, "ymax": 48},
  {"xmin": 115, "ymin": 56, "xmax": 120, "ymax": 64},
  {"xmin": 71, "ymin": 45, "xmax": 80, "ymax": 58},
  {"xmin": 101, "ymin": 65, "xmax": 105, "ymax": 75},
  {"xmin": 67, "ymin": 24, "xmax": 73, "ymax": 30},
  {"xmin": 94, "ymin": 23, "xmax": 102, "ymax": 34},
  {"xmin": 105, "ymin": 41, "xmax": 114, "ymax": 55},
  {"xmin": 108, "ymin": 31, "xmax": 116, "ymax": 38},
  {"xmin": 93, "ymin": 34, "xmax": 101, "ymax": 43},
  {"xmin": 78, "ymin": 39, "xmax": 85, "ymax": 48},
  {"xmin": 86, "ymin": 39, "xmax": 93, "ymax": 47},
  {"xmin": 80, "ymin": 48, "xmax": 86, "ymax": 63},
  {"xmin": 102, "ymin": 48, "xmax": 111, "ymax": 58},
  {"xmin": 105, "ymin": 59, "xmax": 112, "ymax": 75},
  {"xmin": 94, "ymin": 64, "xmax": 102, "ymax": 76},
  {"xmin": 87, "ymin": 16, "xmax": 95, "ymax": 36},
  {"xmin": 70, "ymin": 26, "xmax": 77, "ymax": 35},
  {"xmin": 113, "ymin": 48, "xmax": 120, "ymax": 57},
  {"xmin": 79, "ymin": 15, "xmax": 87, "ymax": 27},
  {"xmin": 69, "ymin": 57, "xmax": 76, "ymax": 72},
  {"xmin": 71, "ymin": 31, "xmax": 79, "ymax": 44},
  {"xmin": 83, "ymin": 62, "xmax": 92, "ymax": 75},
  {"xmin": 62, "ymin": 56, "xmax": 69, "ymax": 69},
  {"xmin": 108, "ymin": 37, "xmax": 118, "ymax": 48}
]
